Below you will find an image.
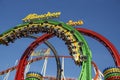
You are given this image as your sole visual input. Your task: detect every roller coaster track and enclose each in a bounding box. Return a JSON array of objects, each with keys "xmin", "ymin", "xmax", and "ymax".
[
  {"xmin": 76, "ymin": 28, "xmax": 120, "ymax": 67},
  {"xmin": 0, "ymin": 20, "xmax": 119, "ymax": 80},
  {"xmin": 0, "ymin": 20, "xmax": 92, "ymax": 80},
  {"xmin": 0, "ymin": 34, "xmax": 62, "ymax": 80},
  {"xmin": 25, "ymin": 28, "xmax": 120, "ymax": 79},
  {"xmin": 0, "ymin": 55, "xmax": 100, "ymax": 80},
  {"xmin": 0, "ymin": 20, "xmax": 89, "ymax": 65},
  {"xmin": 16, "ymin": 28, "xmax": 120, "ymax": 80},
  {"xmin": 0, "ymin": 56, "xmax": 71, "ymax": 76},
  {"xmin": 0, "ymin": 55, "xmax": 74, "ymax": 80}
]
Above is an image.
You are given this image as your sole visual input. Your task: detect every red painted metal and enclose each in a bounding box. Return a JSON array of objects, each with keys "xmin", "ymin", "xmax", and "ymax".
[
  {"xmin": 0, "ymin": 56, "xmax": 71, "ymax": 75},
  {"xmin": 15, "ymin": 28, "xmax": 120, "ymax": 80},
  {"xmin": 15, "ymin": 33, "xmax": 53, "ymax": 80},
  {"xmin": 92, "ymin": 61, "xmax": 99, "ymax": 80},
  {"xmin": 76, "ymin": 28, "xmax": 120, "ymax": 67}
]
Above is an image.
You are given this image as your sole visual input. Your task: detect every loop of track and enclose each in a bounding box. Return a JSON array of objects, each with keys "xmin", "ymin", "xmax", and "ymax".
[
  {"xmin": 0, "ymin": 20, "xmax": 120, "ymax": 80},
  {"xmin": 0, "ymin": 20, "xmax": 85, "ymax": 65},
  {"xmin": 0, "ymin": 20, "xmax": 92, "ymax": 80}
]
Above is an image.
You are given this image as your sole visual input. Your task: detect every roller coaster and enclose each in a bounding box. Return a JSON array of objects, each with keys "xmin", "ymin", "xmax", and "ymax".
[{"xmin": 0, "ymin": 12, "xmax": 120, "ymax": 80}]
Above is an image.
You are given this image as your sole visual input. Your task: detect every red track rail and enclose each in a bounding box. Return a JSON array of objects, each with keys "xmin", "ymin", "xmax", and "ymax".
[
  {"xmin": 13, "ymin": 28, "xmax": 120, "ymax": 80},
  {"xmin": 15, "ymin": 33, "xmax": 53, "ymax": 80},
  {"xmin": 77, "ymin": 28, "xmax": 120, "ymax": 67}
]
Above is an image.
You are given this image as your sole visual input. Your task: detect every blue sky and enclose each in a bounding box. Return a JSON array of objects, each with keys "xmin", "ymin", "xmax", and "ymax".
[{"xmin": 0, "ymin": 0, "xmax": 120, "ymax": 79}]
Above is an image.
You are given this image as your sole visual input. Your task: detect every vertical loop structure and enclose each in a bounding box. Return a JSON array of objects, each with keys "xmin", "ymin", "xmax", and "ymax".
[
  {"xmin": 0, "ymin": 17, "xmax": 119, "ymax": 80},
  {"xmin": 0, "ymin": 20, "xmax": 92, "ymax": 80}
]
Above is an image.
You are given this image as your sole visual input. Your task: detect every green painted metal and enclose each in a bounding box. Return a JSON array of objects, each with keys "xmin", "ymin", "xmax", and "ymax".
[
  {"xmin": 48, "ymin": 20, "xmax": 92, "ymax": 80},
  {"xmin": 0, "ymin": 20, "xmax": 92, "ymax": 80}
]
